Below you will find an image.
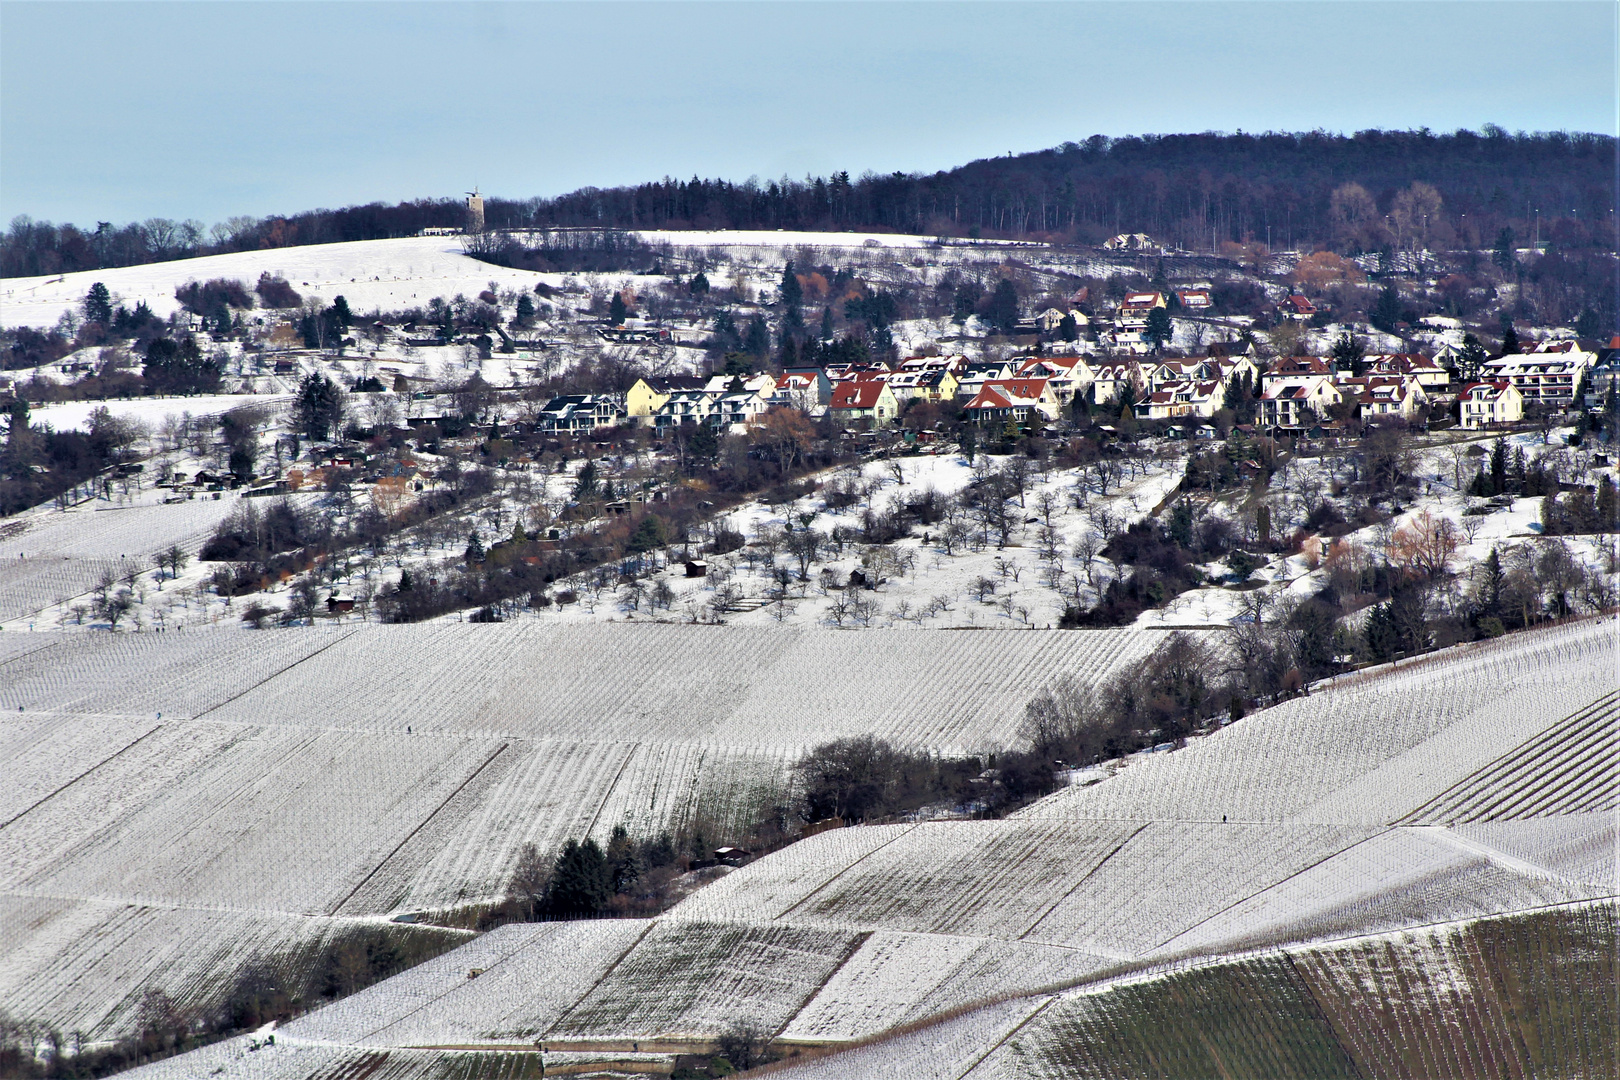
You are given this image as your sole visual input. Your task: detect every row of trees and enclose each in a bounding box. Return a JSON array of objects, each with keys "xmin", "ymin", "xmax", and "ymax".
[{"xmin": 5, "ymin": 129, "xmax": 1609, "ymax": 278}]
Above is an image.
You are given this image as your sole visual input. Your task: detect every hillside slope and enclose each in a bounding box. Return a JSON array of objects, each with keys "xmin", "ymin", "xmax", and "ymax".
[{"xmin": 95, "ymin": 618, "xmax": 1618, "ymax": 1079}]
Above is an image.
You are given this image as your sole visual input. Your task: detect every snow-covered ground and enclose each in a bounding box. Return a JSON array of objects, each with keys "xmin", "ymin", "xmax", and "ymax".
[{"xmin": 1, "ymin": 237, "xmax": 550, "ymax": 329}]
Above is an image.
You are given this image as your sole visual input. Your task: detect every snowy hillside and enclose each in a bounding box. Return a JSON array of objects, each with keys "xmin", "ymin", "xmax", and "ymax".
[{"xmin": 86, "ymin": 618, "xmax": 1617, "ymax": 1077}]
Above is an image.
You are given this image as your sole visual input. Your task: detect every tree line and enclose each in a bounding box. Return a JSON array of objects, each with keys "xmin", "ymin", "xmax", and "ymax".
[{"xmin": 4, "ymin": 128, "xmax": 1610, "ymax": 278}]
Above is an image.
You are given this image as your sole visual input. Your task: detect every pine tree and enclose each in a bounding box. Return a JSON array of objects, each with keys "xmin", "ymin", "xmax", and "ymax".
[
  {"xmin": 986, "ymin": 279, "xmax": 1019, "ymax": 335},
  {"xmin": 1144, "ymin": 307, "xmax": 1172, "ymax": 353},
  {"xmin": 1370, "ymin": 285, "xmax": 1401, "ymax": 332},
  {"xmin": 573, "ymin": 460, "xmax": 598, "ymax": 500},
  {"xmin": 1489, "ymin": 438, "xmax": 1508, "ymax": 494},
  {"xmin": 1329, "ymin": 332, "xmax": 1365, "ymax": 372},
  {"xmin": 1058, "ymin": 312, "xmax": 1078, "ymax": 341},
  {"xmin": 744, "ymin": 314, "xmax": 770, "ymax": 356},
  {"xmin": 546, "ymin": 839, "xmax": 611, "ymax": 918},
  {"xmin": 1499, "ymin": 312, "xmax": 1520, "ymax": 355},
  {"xmin": 779, "ymin": 260, "xmax": 803, "ymax": 329},
  {"xmin": 1492, "ymin": 227, "xmax": 1516, "ymax": 272},
  {"xmin": 609, "ymin": 293, "xmax": 627, "ymax": 326},
  {"xmin": 464, "ymin": 531, "xmax": 485, "ymax": 564},
  {"xmin": 82, "ymin": 282, "xmax": 113, "ymax": 325},
  {"xmin": 293, "ymin": 373, "xmax": 345, "ymax": 441},
  {"xmin": 398, "ymin": 569, "xmax": 413, "ymax": 592},
  {"xmin": 690, "ymin": 271, "xmax": 710, "ymax": 295},
  {"xmin": 515, "ymin": 293, "xmax": 535, "ymax": 325},
  {"xmin": 820, "ymin": 305, "xmax": 834, "ymax": 340}
]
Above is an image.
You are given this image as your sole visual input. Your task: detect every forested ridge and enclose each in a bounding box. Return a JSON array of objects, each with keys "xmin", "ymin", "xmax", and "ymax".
[{"xmin": 3, "ymin": 128, "xmax": 1613, "ymax": 278}]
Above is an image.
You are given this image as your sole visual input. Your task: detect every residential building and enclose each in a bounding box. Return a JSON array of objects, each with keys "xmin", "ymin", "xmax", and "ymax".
[
  {"xmin": 770, "ymin": 368, "xmax": 832, "ymax": 410},
  {"xmin": 1258, "ymin": 376, "xmax": 1342, "ymax": 430},
  {"xmin": 1458, "ymin": 380, "xmax": 1525, "ymax": 429},
  {"xmin": 1335, "ymin": 375, "xmax": 1430, "ymax": 421},
  {"xmin": 1175, "ymin": 288, "xmax": 1213, "ymax": 310},
  {"xmin": 1136, "ymin": 379, "xmax": 1223, "ymax": 420},
  {"xmin": 1279, "ymin": 294, "xmax": 1318, "ymax": 322},
  {"xmin": 1118, "ymin": 292, "xmax": 1166, "ymax": 327},
  {"xmin": 626, "ymin": 375, "xmax": 706, "ymax": 422},
  {"xmin": 828, "ymin": 381, "xmax": 899, "ymax": 426},
  {"xmin": 537, "ymin": 394, "xmax": 625, "ymax": 433},
  {"xmin": 963, "ymin": 378, "xmax": 1061, "ymax": 424},
  {"xmin": 1480, "ymin": 343, "xmax": 1596, "ymax": 406}
]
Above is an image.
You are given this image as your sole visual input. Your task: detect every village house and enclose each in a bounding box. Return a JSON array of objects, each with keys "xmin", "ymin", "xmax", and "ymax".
[
  {"xmin": 963, "ymin": 377, "xmax": 1061, "ymax": 424},
  {"xmin": 1015, "ymin": 355, "xmax": 1092, "ymax": 406},
  {"xmin": 1175, "ymin": 288, "xmax": 1213, "ymax": 310},
  {"xmin": 537, "ymin": 394, "xmax": 625, "ymax": 433},
  {"xmin": 626, "ymin": 375, "xmax": 707, "ymax": 423},
  {"xmin": 1117, "ymin": 292, "xmax": 1166, "ymax": 327},
  {"xmin": 651, "ymin": 389, "xmax": 717, "ymax": 434},
  {"xmin": 1258, "ymin": 376, "xmax": 1342, "ymax": 430},
  {"xmin": 1334, "ymin": 375, "xmax": 1430, "ymax": 422},
  {"xmin": 1458, "ymin": 380, "xmax": 1526, "ymax": 429},
  {"xmin": 769, "ymin": 368, "xmax": 832, "ymax": 411},
  {"xmin": 954, "ymin": 360, "xmax": 1018, "ymax": 401},
  {"xmin": 828, "ymin": 380, "xmax": 899, "ymax": 426},
  {"xmin": 1135, "ymin": 378, "xmax": 1223, "ymax": 420},
  {"xmin": 1364, "ymin": 353, "xmax": 1450, "ymax": 394},
  {"xmin": 1262, "ymin": 355, "xmax": 1333, "ymax": 390},
  {"xmin": 1088, "ymin": 359, "xmax": 1147, "ymax": 406},
  {"xmin": 1278, "ymin": 294, "xmax": 1318, "ymax": 322}
]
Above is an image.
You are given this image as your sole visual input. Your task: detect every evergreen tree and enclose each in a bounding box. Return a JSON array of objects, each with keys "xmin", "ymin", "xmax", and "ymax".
[
  {"xmin": 1144, "ymin": 306, "xmax": 1173, "ymax": 353},
  {"xmin": 573, "ymin": 459, "xmax": 599, "ymax": 500},
  {"xmin": 779, "ymin": 260, "xmax": 803, "ymax": 329},
  {"xmin": 820, "ymin": 305, "xmax": 834, "ymax": 340},
  {"xmin": 330, "ymin": 295, "xmax": 352, "ymax": 329},
  {"xmin": 1477, "ymin": 547, "xmax": 1505, "ymax": 620},
  {"xmin": 546, "ymin": 839, "xmax": 611, "ymax": 918},
  {"xmin": 398, "ymin": 569, "xmax": 413, "ymax": 592},
  {"xmin": 686, "ymin": 421, "xmax": 719, "ymax": 465},
  {"xmin": 689, "ymin": 270, "xmax": 710, "ymax": 295},
  {"xmin": 1499, "ymin": 312, "xmax": 1520, "ymax": 355},
  {"xmin": 1058, "ymin": 312, "xmax": 1078, "ymax": 342},
  {"xmin": 292, "ymin": 372, "xmax": 345, "ymax": 441},
  {"xmin": 1574, "ymin": 308, "xmax": 1602, "ymax": 339},
  {"xmin": 515, "ymin": 293, "xmax": 535, "ymax": 325},
  {"xmin": 464, "ymin": 531, "xmax": 485, "ymax": 564},
  {"xmin": 779, "ymin": 333, "xmax": 798, "ymax": 367},
  {"xmin": 1329, "ymin": 332, "xmax": 1365, "ymax": 372},
  {"xmin": 82, "ymin": 282, "xmax": 113, "ymax": 325},
  {"xmin": 1370, "ymin": 285, "xmax": 1401, "ymax": 332},
  {"xmin": 1457, "ymin": 334, "xmax": 1488, "ymax": 381},
  {"xmin": 986, "ymin": 279, "xmax": 1019, "ymax": 334},
  {"xmin": 627, "ymin": 514, "xmax": 667, "ymax": 554},
  {"xmin": 1489, "ymin": 437, "xmax": 1508, "ymax": 495},
  {"xmin": 744, "ymin": 313, "xmax": 770, "ymax": 356},
  {"xmin": 609, "ymin": 293, "xmax": 628, "ymax": 326},
  {"xmin": 1492, "ymin": 227, "xmax": 1516, "ymax": 272}
]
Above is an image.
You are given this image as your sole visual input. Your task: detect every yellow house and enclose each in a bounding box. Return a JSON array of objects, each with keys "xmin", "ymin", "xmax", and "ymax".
[{"xmin": 626, "ymin": 375, "xmax": 707, "ymax": 422}]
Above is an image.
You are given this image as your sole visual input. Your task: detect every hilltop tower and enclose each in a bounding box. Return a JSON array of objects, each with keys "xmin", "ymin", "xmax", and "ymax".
[{"xmin": 465, "ymin": 188, "xmax": 485, "ymax": 234}]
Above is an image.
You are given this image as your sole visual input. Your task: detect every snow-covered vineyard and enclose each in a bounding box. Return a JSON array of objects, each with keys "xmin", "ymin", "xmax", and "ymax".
[
  {"xmin": 0, "ymin": 623, "xmax": 1173, "ymax": 1045},
  {"xmin": 42, "ymin": 616, "xmax": 1616, "ymax": 1079}
]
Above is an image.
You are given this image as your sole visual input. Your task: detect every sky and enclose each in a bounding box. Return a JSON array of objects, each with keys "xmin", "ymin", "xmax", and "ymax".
[{"xmin": 2, "ymin": 1, "xmax": 1616, "ymax": 227}]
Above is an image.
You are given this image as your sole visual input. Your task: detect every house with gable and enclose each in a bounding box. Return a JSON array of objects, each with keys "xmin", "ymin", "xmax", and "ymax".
[
  {"xmin": 1135, "ymin": 378, "xmax": 1224, "ymax": 420},
  {"xmin": 1258, "ymin": 376, "xmax": 1342, "ymax": 430},
  {"xmin": 1459, "ymin": 380, "xmax": 1525, "ymax": 429},
  {"xmin": 627, "ymin": 375, "xmax": 707, "ymax": 424},
  {"xmin": 963, "ymin": 377, "xmax": 1061, "ymax": 425},
  {"xmin": 828, "ymin": 380, "xmax": 899, "ymax": 427}
]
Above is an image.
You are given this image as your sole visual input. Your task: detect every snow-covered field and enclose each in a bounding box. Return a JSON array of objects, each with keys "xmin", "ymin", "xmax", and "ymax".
[
  {"xmin": 78, "ymin": 617, "xmax": 1615, "ymax": 1076},
  {"xmin": 26, "ymin": 394, "xmax": 290, "ymax": 433},
  {"xmin": 0, "ymin": 237, "xmax": 549, "ymax": 329},
  {"xmin": 0, "ymin": 622, "xmax": 1176, "ymax": 1042}
]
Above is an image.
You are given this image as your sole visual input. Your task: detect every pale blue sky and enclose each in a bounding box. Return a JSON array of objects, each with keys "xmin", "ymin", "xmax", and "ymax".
[{"xmin": 3, "ymin": 1, "xmax": 1616, "ymax": 226}]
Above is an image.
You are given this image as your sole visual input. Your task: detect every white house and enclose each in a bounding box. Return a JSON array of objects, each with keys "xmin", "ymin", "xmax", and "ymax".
[{"xmin": 1458, "ymin": 380, "xmax": 1525, "ymax": 429}]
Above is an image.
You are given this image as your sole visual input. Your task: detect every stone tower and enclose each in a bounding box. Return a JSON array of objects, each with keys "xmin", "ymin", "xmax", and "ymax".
[{"xmin": 465, "ymin": 189, "xmax": 485, "ymax": 234}]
